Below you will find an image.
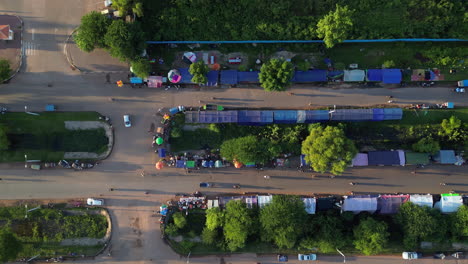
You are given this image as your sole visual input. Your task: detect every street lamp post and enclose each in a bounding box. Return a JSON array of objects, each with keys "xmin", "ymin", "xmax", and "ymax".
[
  {"xmin": 336, "ymin": 248, "xmax": 345, "ymax": 263},
  {"xmin": 186, "ymin": 251, "xmax": 191, "ymax": 264},
  {"xmin": 24, "ymin": 154, "xmax": 28, "ymax": 168},
  {"xmin": 24, "ymin": 106, "xmax": 27, "ymax": 112}
]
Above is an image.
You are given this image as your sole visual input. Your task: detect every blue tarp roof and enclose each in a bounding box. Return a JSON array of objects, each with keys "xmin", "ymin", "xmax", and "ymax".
[
  {"xmin": 344, "ymin": 70, "xmax": 366, "ymax": 82},
  {"xmin": 330, "ymin": 109, "xmax": 374, "ymax": 121},
  {"xmin": 206, "ymin": 71, "xmax": 218, "ymax": 86},
  {"xmin": 178, "ymin": 68, "xmax": 193, "ymax": 84},
  {"xmin": 237, "ymin": 71, "xmax": 259, "ymax": 83},
  {"xmin": 383, "ymin": 108, "xmax": 403, "ymax": 120},
  {"xmin": 303, "ymin": 110, "xmax": 329, "ymax": 123},
  {"xmin": 130, "ymin": 77, "xmax": 143, "ymax": 84},
  {"xmin": 273, "ymin": 110, "xmax": 297, "ymax": 124},
  {"xmin": 218, "ymin": 111, "xmax": 238, "ymax": 123},
  {"xmin": 372, "ymin": 108, "xmax": 385, "ymax": 121},
  {"xmin": 293, "ymin": 70, "xmax": 327, "ymax": 82},
  {"xmin": 220, "ymin": 70, "xmax": 238, "ymax": 85},
  {"xmin": 434, "ymin": 150, "xmax": 457, "ymax": 164},
  {"xmin": 327, "ymin": 70, "xmax": 344, "ymax": 79},
  {"xmin": 237, "ymin": 110, "xmax": 273, "ymax": 125},
  {"xmin": 367, "ymin": 69, "xmax": 383, "ymax": 81},
  {"xmin": 198, "ymin": 111, "xmax": 219, "ymax": 123},
  {"xmin": 382, "ymin": 69, "xmax": 402, "ymax": 84},
  {"xmin": 368, "ymin": 151, "xmax": 401, "ymax": 166}
]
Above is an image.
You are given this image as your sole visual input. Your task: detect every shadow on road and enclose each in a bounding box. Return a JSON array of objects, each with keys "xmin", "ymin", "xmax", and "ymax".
[
  {"xmin": 214, "ymin": 97, "xmax": 264, "ymax": 102},
  {"xmin": 3, "ymin": 178, "xmax": 49, "ymax": 182},
  {"xmin": 355, "ymin": 183, "xmax": 403, "ymax": 187}
]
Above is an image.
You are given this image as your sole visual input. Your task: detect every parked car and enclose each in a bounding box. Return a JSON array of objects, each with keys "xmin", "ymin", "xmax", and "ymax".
[
  {"xmin": 402, "ymin": 252, "xmax": 422, "ymax": 260},
  {"xmin": 199, "ymin": 182, "xmax": 212, "ymax": 188},
  {"xmin": 123, "ymin": 114, "xmax": 131, "ymax": 127},
  {"xmin": 298, "ymin": 254, "xmax": 317, "ymax": 261},
  {"xmin": 277, "ymin": 254, "xmax": 288, "ymax": 262},
  {"xmin": 87, "ymin": 198, "xmax": 104, "ymax": 206},
  {"xmin": 433, "ymin": 252, "xmax": 445, "ymax": 259}
]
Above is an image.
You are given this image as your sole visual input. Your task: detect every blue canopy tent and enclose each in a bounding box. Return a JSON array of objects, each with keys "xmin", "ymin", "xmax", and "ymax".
[
  {"xmin": 158, "ymin": 148, "xmax": 166, "ymax": 158},
  {"xmin": 206, "ymin": 71, "xmax": 219, "ymax": 86},
  {"xmin": 293, "ymin": 70, "xmax": 327, "ymax": 82},
  {"xmin": 178, "ymin": 68, "xmax": 194, "ymax": 84},
  {"xmin": 237, "ymin": 110, "xmax": 273, "ymax": 125},
  {"xmin": 218, "ymin": 111, "xmax": 238, "ymax": 123},
  {"xmin": 273, "ymin": 110, "xmax": 297, "ymax": 124},
  {"xmin": 330, "ymin": 109, "xmax": 374, "ymax": 121},
  {"xmin": 372, "ymin": 108, "xmax": 385, "ymax": 121},
  {"xmin": 368, "ymin": 151, "xmax": 401, "ymax": 166},
  {"xmin": 298, "ymin": 110, "xmax": 329, "ymax": 123},
  {"xmin": 237, "ymin": 71, "xmax": 260, "ymax": 83},
  {"xmin": 176, "ymin": 160, "xmax": 185, "ymax": 168},
  {"xmin": 220, "ymin": 70, "xmax": 238, "ymax": 85},
  {"xmin": 344, "ymin": 70, "xmax": 365, "ymax": 82},
  {"xmin": 130, "ymin": 77, "xmax": 143, "ymax": 84},
  {"xmin": 366, "ymin": 69, "xmax": 383, "ymax": 81},
  {"xmin": 434, "ymin": 150, "xmax": 457, "ymax": 164},
  {"xmin": 383, "ymin": 108, "xmax": 403, "ymax": 120},
  {"xmin": 382, "ymin": 69, "xmax": 402, "ymax": 84},
  {"xmin": 198, "ymin": 111, "xmax": 219, "ymax": 123}
]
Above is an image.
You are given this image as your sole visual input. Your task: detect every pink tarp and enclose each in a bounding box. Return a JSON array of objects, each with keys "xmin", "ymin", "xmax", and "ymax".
[
  {"xmin": 352, "ymin": 153, "xmax": 368, "ymax": 166},
  {"xmin": 147, "ymin": 76, "xmax": 163, "ymax": 88}
]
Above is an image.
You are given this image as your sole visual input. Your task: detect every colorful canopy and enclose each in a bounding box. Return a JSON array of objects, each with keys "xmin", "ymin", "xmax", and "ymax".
[
  {"xmin": 168, "ymin": 69, "xmax": 182, "ymax": 83},
  {"xmin": 156, "ymin": 137, "xmax": 164, "ymax": 145},
  {"xmin": 155, "ymin": 161, "xmax": 164, "ymax": 170},
  {"xmin": 234, "ymin": 161, "xmax": 243, "ymax": 168}
]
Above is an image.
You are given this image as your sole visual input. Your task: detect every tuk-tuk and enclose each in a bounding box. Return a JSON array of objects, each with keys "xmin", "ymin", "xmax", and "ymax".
[{"xmin": 45, "ymin": 104, "xmax": 56, "ymax": 111}]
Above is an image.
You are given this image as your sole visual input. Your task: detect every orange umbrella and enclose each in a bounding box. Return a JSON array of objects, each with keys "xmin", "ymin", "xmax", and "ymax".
[
  {"xmin": 155, "ymin": 161, "xmax": 164, "ymax": 170},
  {"xmin": 211, "ymin": 63, "xmax": 220, "ymax": 71},
  {"xmin": 234, "ymin": 161, "xmax": 243, "ymax": 168}
]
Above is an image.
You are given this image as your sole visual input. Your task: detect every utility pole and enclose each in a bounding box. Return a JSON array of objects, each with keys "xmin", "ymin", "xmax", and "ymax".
[{"xmin": 336, "ymin": 248, "xmax": 346, "ymax": 263}]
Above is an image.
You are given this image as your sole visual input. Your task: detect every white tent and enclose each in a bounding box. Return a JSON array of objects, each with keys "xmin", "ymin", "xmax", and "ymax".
[
  {"xmin": 258, "ymin": 195, "xmax": 273, "ymax": 208},
  {"xmin": 344, "ymin": 70, "xmax": 365, "ymax": 82},
  {"xmin": 434, "ymin": 194, "xmax": 463, "ymax": 213},
  {"xmin": 409, "ymin": 194, "xmax": 433, "ymax": 208},
  {"xmin": 302, "ymin": 198, "xmax": 316, "ymax": 214},
  {"xmin": 343, "ymin": 195, "xmax": 378, "ymax": 214}
]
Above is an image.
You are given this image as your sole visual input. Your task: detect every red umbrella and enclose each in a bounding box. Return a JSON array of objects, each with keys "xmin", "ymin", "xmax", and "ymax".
[{"xmin": 155, "ymin": 161, "xmax": 164, "ymax": 170}]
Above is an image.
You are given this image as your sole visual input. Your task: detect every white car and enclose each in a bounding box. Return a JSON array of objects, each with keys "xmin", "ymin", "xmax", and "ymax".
[
  {"xmin": 87, "ymin": 198, "xmax": 104, "ymax": 206},
  {"xmin": 123, "ymin": 114, "xmax": 131, "ymax": 127},
  {"xmin": 298, "ymin": 254, "xmax": 317, "ymax": 261},
  {"xmin": 402, "ymin": 252, "xmax": 422, "ymax": 260}
]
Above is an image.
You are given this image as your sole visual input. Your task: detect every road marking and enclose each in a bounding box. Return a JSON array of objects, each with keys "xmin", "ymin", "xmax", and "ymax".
[
  {"xmin": 23, "ymin": 42, "xmax": 38, "ymax": 56},
  {"xmin": 31, "ymin": 28, "xmax": 34, "ymax": 40}
]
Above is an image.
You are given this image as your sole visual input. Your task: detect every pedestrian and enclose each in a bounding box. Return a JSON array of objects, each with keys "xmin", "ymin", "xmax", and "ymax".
[
  {"xmin": 411, "ymin": 171, "xmax": 417, "ymax": 174},
  {"xmin": 140, "ymin": 170, "xmax": 145, "ymax": 177},
  {"xmin": 440, "ymin": 182, "xmax": 447, "ymax": 186},
  {"xmin": 349, "ymin": 182, "xmax": 356, "ymax": 185},
  {"xmin": 263, "ymin": 175, "xmax": 270, "ymax": 179},
  {"xmin": 311, "ymin": 174, "xmax": 316, "ymax": 178},
  {"xmin": 288, "ymin": 92, "xmax": 295, "ymax": 96}
]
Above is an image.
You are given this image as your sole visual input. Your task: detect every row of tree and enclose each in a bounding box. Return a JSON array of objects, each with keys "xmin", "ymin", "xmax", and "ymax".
[{"xmin": 178, "ymin": 196, "xmax": 468, "ymax": 254}]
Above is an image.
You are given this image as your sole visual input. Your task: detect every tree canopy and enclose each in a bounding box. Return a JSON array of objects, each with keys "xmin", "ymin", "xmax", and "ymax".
[
  {"xmin": 172, "ymin": 212, "xmax": 187, "ymax": 229},
  {"xmin": 112, "ymin": 0, "xmax": 144, "ymax": 17},
  {"xmin": 451, "ymin": 205, "xmax": 468, "ymax": 241},
  {"xmin": 316, "ymin": 5, "xmax": 354, "ymax": 48},
  {"xmin": 260, "ymin": 195, "xmax": 307, "ymax": 249},
  {"xmin": 224, "ymin": 200, "xmax": 253, "ymax": 251},
  {"xmin": 0, "ymin": 228, "xmax": 22, "ymax": 262},
  {"xmin": 0, "ymin": 59, "xmax": 11, "ymax": 82},
  {"xmin": 0, "ymin": 125, "xmax": 10, "ymax": 150},
  {"xmin": 301, "ymin": 125, "xmax": 357, "ymax": 175},
  {"xmin": 189, "ymin": 61, "xmax": 209, "ymax": 84},
  {"xmin": 439, "ymin": 115, "xmax": 466, "ymax": 142},
  {"xmin": 353, "ymin": 217, "xmax": 389, "ymax": 255},
  {"xmin": 220, "ymin": 135, "xmax": 279, "ymax": 164},
  {"xmin": 130, "ymin": 58, "xmax": 151, "ymax": 78},
  {"xmin": 104, "ymin": 20, "xmax": 145, "ymax": 62},
  {"xmin": 259, "ymin": 59, "xmax": 294, "ymax": 92},
  {"xmin": 74, "ymin": 11, "xmax": 111, "ymax": 52},
  {"xmin": 412, "ymin": 137, "xmax": 440, "ymax": 154},
  {"xmin": 205, "ymin": 207, "xmax": 224, "ymax": 231}
]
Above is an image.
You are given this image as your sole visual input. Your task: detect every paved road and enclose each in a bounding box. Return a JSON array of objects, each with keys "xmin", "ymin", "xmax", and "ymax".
[{"xmin": 0, "ymin": 1, "xmax": 467, "ymax": 264}]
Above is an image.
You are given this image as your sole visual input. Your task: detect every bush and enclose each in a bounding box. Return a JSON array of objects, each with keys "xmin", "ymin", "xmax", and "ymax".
[
  {"xmin": 165, "ymin": 224, "xmax": 179, "ymax": 237},
  {"xmin": 412, "ymin": 137, "xmax": 440, "ymax": 154},
  {"xmin": 334, "ymin": 62, "xmax": 345, "ymax": 70},
  {"xmin": 173, "ymin": 212, "xmax": 187, "ymax": 229},
  {"xmin": 0, "ymin": 59, "xmax": 11, "ymax": 82},
  {"xmin": 201, "ymin": 227, "xmax": 218, "ymax": 245},
  {"xmin": 382, "ymin": 60, "xmax": 395, "ymax": 68},
  {"xmin": 238, "ymin": 65, "xmax": 248, "ymax": 71},
  {"xmin": 170, "ymin": 127, "xmax": 183, "ymax": 138},
  {"xmin": 296, "ymin": 60, "xmax": 311, "ymax": 71}
]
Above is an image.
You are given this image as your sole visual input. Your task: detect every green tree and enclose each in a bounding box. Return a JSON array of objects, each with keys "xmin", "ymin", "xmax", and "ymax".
[
  {"xmin": 395, "ymin": 202, "xmax": 440, "ymax": 249},
  {"xmin": 0, "ymin": 228, "xmax": 22, "ymax": 263},
  {"xmin": 260, "ymin": 195, "xmax": 307, "ymax": 249},
  {"xmin": 301, "ymin": 125, "xmax": 357, "ymax": 175},
  {"xmin": 451, "ymin": 205, "xmax": 468, "ymax": 241},
  {"xmin": 131, "ymin": 58, "xmax": 151, "ymax": 78},
  {"xmin": 412, "ymin": 137, "xmax": 440, "ymax": 154},
  {"xmin": 309, "ymin": 214, "xmax": 346, "ymax": 253},
  {"xmin": 104, "ymin": 20, "xmax": 145, "ymax": 62},
  {"xmin": 172, "ymin": 212, "xmax": 187, "ymax": 229},
  {"xmin": 220, "ymin": 135, "xmax": 277, "ymax": 164},
  {"xmin": 0, "ymin": 125, "xmax": 10, "ymax": 150},
  {"xmin": 224, "ymin": 200, "xmax": 253, "ymax": 251},
  {"xmin": 316, "ymin": 5, "xmax": 354, "ymax": 48},
  {"xmin": 113, "ymin": 0, "xmax": 143, "ymax": 17},
  {"xmin": 189, "ymin": 61, "xmax": 209, "ymax": 84},
  {"xmin": 259, "ymin": 59, "xmax": 294, "ymax": 92},
  {"xmin": 382, "ymin": 60, "xmax": 396, "ymax": 68},
  {"xmin": 0, "ymin": 59, "xmax": 10, "ymax": 81},
  {"xmin": 353, "ymin": 218, "xmax": 389, "ymax": 255},
  {"xmin": 205, "ymin": 207, "xmax": 224, "ymax": 231},
  {"xmin": 201, "ymin": 227, "xmax": 219, "ymax": 245},
  {"xmin": 439, "ymin": 115, "xmax": 465, "ymax": 142},
  {"xmin": 74, "ymin": 11, "xmax": 111, "ymax": 52}
]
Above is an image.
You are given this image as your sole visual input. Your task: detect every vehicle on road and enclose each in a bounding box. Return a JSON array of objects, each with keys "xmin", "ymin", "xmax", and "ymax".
[
  {"xmin": 298, "ymin": 253, "xmax": 317, "ymax": 261},
  {"xmin": 458, "ymin": 79, "xmax": 468, "ymax": 87},
  {"xmin": 277, "ymin": 254, "xmax": 288, "ymax": 262},
  {"xmin": 199, "ymin": 182, "xmax": 212, "ymax": 188},
  {"xmin": 123, "ymin": 114, "xmax": 131, "ymax": 127},
  {"xmin": 402, "ymin": 252, "xmax": 422, "ymax": 260},
  {"xmin": 45, "ymin": 104, "xmax": 56, "ymax": 111},
  {"xmin": 87, "ymin": 198, "xmax": 104, "ymax": 206},
  {"xmin": 433, "ymin": 252, "xmax": 445, "ymax": 259},
  {"xmin": 202, "ymin": 104, "xmax": 224, "ymax": 111}
]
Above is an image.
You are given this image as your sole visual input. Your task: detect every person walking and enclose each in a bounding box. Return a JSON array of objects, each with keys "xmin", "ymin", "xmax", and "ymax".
[
  {"xmin": 140, "ymin": 170, "xmax": 146, "ymax": 177},
  {"xmin": 263, "ymin": 175, "xmax": 270, "ymax": 179}
]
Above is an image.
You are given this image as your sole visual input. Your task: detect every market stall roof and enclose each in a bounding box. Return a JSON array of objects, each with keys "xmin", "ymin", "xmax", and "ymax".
[
  {"xmin": 378, "ymin": 195, "xmax": 410, "ymax": 214},
  {"xmin": 198, "ymin": 111, "xmax": 219, "ymax": 123},
  {"xmin": 366, "ymin": 69, "xmax": 383, "ymax": 81},
  {"xmin": 434, "ymin": 150, "xmax": 457, "ymax": 164},
  {"xmin": 405, "ymin": 152, "xmax": 430, "ymax": 165},
  {"xmin": 368, "ymin": 151, "xmax": 401, "ymax": 166},
  {"xmin": 383, "ymin": 108, "xmax": 403, "ymax": 120},
  {"xmin": 344, "ymin": 70, "xmax": 365, "ymax": 82},
  {"xmin": 147, "ymin": 76, "xmax": 164, "ymax": 88},
  {"xmin": 434, "ymin": 193, "xmax": 463, "ymax": 213},
  {"xmin": 330, "ymin": 109, "xmax": 373, "ymax": 121},
  {"xmin": 258, "ymin": 195, "xmax": 273, "ymax": 208},
  {"xmin": 372, "ymin": 108, "xmax": 385, "ymax": 121},
  {"xmin": 237, "ymin": 110, "xmax": 273, "ymax": 125},
  {"xmin": 206, "ymin": 70, "xmax": 219, "ymax": 86},
  {"xmin": 130, "ymin": 77, "xmax": 143, "ymax": 84},
  {"xmin": 237, "ymin": 71, "xmax": 260, "ymax": 83},
  {"xmin": 185, "ymin": 111, "xmax": 199, "ymax": 123},
  {"xmin": 297, "ymin": 110, "xmax": 329, "ymax": 123},
  {"xmin": 397, "ymin": 150, "xmax": 405, "ymax": 166},
  {"xmin": 352, "ymin": 153, "xmax": 369, "ymax": 166},
  {"xmin": 185, "ymin": 161, "xmax": 195, "ymax": 168},
  {"xmin": 220, "ymin": 70, "xmax": 238, "ymax": 85},
  {"xmin": 316, "ymin": 197, "xmax": 336, "ymax": 211},
  {"xmin": 178, "ymin": 68, "xmax": 194, "ymax": 84},
  {"xmin": 409, "ymin": 194, "xmax": 433, "ymax": 208},
  {"xmin": 382, "ymin": 69, "xmax": 402, "ymax": 84},
  {"xmin": 244, "ymin": 196, "xmax": 258, "ymax": 209},
  {"xmin": 273, "ymin": 110, "xmax": 297, "ymax": 124},
  {"xmin": 302, "ymin": 198, "xmax": 316, "ymax": 214},
  {"xmin": 218, "ymin": 111, "xmax": 238, "ymax": 123},
  {"xmin": 293, "ymin": 70, "xmax": 327, "ymax": 82},
  {"xmin": 218, "ymin": 196, "xmax": 242, "ymax": 207},
  {"xmin": 327, "ymin": 70, "xmax": 344, "ymax": 79},
  {"xmin": 343, "ymin": 195, "xmax": 378, "ymax": 214}
]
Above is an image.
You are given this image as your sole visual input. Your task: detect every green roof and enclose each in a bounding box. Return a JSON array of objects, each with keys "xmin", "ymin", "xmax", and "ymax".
[{"xmin": 405, "ymin": 152, "xmax": 430, "ymax": 165}]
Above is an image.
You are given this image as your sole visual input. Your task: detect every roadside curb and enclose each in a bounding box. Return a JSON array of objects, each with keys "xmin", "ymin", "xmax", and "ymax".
[{"xmin": 1, "ymin": 14, "xmax": 23, "ymax": 83}]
